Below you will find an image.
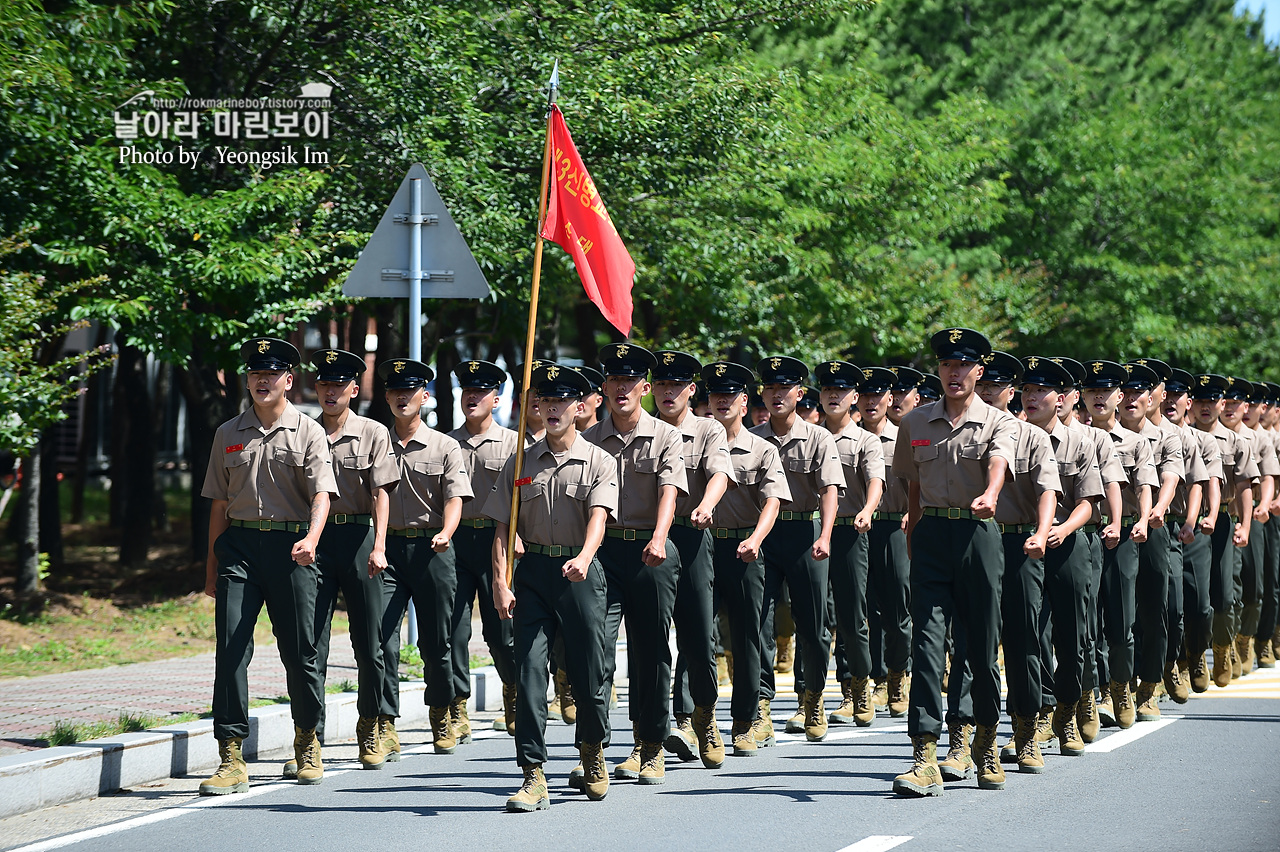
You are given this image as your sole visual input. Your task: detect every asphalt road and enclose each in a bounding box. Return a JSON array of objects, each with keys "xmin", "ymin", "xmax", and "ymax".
[{"xmin": 2, "ymin": 683, "xmax": 1278, "ymax": 852}]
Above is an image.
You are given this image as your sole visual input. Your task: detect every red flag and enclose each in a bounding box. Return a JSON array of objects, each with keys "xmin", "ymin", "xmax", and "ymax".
[{"xmin": 540, "ymin": 105, "xmax": 635, "ymax": 335}]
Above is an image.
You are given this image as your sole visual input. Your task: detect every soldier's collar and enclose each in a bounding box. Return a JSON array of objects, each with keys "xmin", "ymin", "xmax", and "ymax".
[{"xmin": 924, "ymin": 394, "xmax": 986, "ymax": 425}]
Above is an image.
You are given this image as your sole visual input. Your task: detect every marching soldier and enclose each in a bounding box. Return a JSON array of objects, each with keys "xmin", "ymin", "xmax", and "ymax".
[
  {"xmin": 1258, "ymin": 382, "xmax": 1280, "ymax": 667},
  {"xmin": 1232, "ymin": 381, "xmax": 1276, "ymax": 674},
  {"xmin": 653, "ymin": 351, "xmax": 734, "ymax": 770},
  {"xmin": 573, "ymin": 366, "xmax": 605, "ymax": 431},
  {"xmin": 376, "ymin": 358, "xmax": 474, "ymax": 755},
  {"xmin": 975, "ymin": 352, "xmax": 1060, "ymax": 774},
  {"xmin": 892, "ymin": 328, "xmax": 1017, "ymax": 797},
  {"xmin": 487, "ymin": 364, "xmax": 617, "ymax": 812},
  {"xmin": 305, "ymin": 349, "xmax": 400, "ymax": 772},
  {"xmin": 816, "ymin": 360, "xmax": 885, "ymax": 728},
  {"xmin": 583, "ymin": 343, "xmax": 688, "ymax": 786},
  {"xmin": 859, "ymin": 367, "xmax": 913, "ymax": 720},
  {"xmin": 199, "ymin": 337, "xmax": 337, "ymax": 794},
  {"xmin": 1221, "ymin": 379, "xmax": 1270, "ymax": 677},
  {"xmin": 448, "ymin": 360, "xmax": 519, "ymax": 738},
  {"xmin": 750, "ymin": 356, "xmax": 843, "ymax": 743},
  {"xmin": 701, "ymin": 361, "xmax": 792, "ymax": 754}
]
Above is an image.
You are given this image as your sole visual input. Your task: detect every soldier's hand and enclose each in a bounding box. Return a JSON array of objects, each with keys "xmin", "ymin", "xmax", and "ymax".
[
  {"xmin": 367, "ymin": 547, "xmax": 388, "ymax": 578},
  {"xmin": 1131, "ymin": 521, "xmax": 1149, "ymax": 544},
  {"xmin": 690, "ymin": 507, "xmax": 714, "ymax": 530},
  {"xmin": 291, "ymin": 537, "xmax": 317, "ymax": 566},
  {"xmin": 1045, "ymin": 525, "xmax": 1065, "ymax": 549},
  {"xmin": 811, "ymin": 536, "xmax": 831, "ymax": 561},
  {"xmin": 1148, "ymin": 509, "xmax": 1165, "ymax": 529},
  {"xmin": 738, "ymin": 538, "xmax": 761, "ymax": 563},
  {"xmin": 642, "ymin": 537, "xmax": 668, "ymax": 567},
  {"xmin": 204, "ymin": 556, "xmax": 218, "ymax": 598},
  {"xmin": 1023, "ymin": 533, "xmax": 1047, "ymax": 560},
  {"xmin": 562, "ymin": 557, "xmax": 589, "ymax": 582},
  {"xmin": 1178, "ymin": 522, "xmax": 1196, "ymax": 545},
  {"xmin": 493, "ymin": 583, "xmax": 516, "ymax": 620},
  {"xmin": 1199, "ymin": 516, "xmax": 1216, "ymax": 536},
  {"xmin": 514, "ymin": 534, "xmax": 526, "ymax": 559},
  {"xmin": 853, "ymin": 511, "xmax": 873, "ymax": 533},
  {"xmin": 431, "ymin": 532, "xmax": 451, "ymax": 553},
  {"xmin": 1254, "ymin": 505, "xmax": 1270, "ymax": 524},
  {"xmin": 970, "ymin": 493, "xmax": 997, "ymax": 520},
  {"xmin": 1102, "ymin": 523, "xmax": 1121, "ymax": 549},
  {"xmin": 1234, "ymin": 523, "xmax": 1249, "ymax": 548}
]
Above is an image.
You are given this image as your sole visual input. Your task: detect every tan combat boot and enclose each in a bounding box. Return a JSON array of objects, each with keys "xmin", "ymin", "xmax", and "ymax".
[
  {"xmin": 379, "ymin": 715, "xmax": 401, "ymax": 762},
  {"xmin": 449, "ymin": 696, "xmax": 472, "ymax": 745},
  {"xmin": 1034, "ymin": 707, "xmax": 1056, "ymax": 745},
  {"xmin": 493, "ymin": 682, "xmax": 517, "ymax": 735},
  {"xmin": 1164, "ymin": 661, "xmax": 1190, "ymax": 703},
  {"xmin": 1052, "ymin": 701, "xmax": 1086, "ymax": 756},
  {"xmin": 506, "ymin": 764, "xmax": 549, "ymax": 812},
  {"xmin": 293, "ymin": 726, "xmax": 324, "ymax": 785},
  {"xmin": 1236, "ymin": 634, "xmax": 1254, "ymax": 676},
  {"xmin": 804, "ymin": 689, "xmax": 828, "ymax": 741},
  {"xmin": 199, "ymin": 737, "xmax": 249, "ymax": 795},
  {"xmin": 1189, "ymin": 653, "xmax": 1210, "ymax": 693},
  {"xmin": 692, "ymin": 705, "xmax": 726, "ymax": 768},
  {"xmin": 1257, "ymin": 637, "xmax": 1276, "ymax": 668},
  {"xmin": 716, "ymin": 652, "xmax": 730, "ymax": 686},
  {"xmin": 854, "ymin": 677, "xmax": 876, "ymax": 726},
  {"xmin": 872, "ymin": 678, "xmax": 889, "ymax": 711},
  {"xmin": 637, "ymin": 740, "xmax": 665, "ymax": 785},
  {"xmin": 938, "ymin": 722, "xmax": 974, "ymax": 781},
  {"xmin": 785, "ymin": 692, "xmax": 806, "ymax": 734},
  {"xmin": 974, "ymin": 723, "xmax": 1006, "ymax": 790},
  {"xmin": 751, "ymin": 698, "xmax": 776, "ymax": 747},
  {"xmin": 1109, "ymin": 680, "xmax": 1135, "ymax": 729},
  {"xmin": 1097, "ymin": 683, "xmax": 1116, "ymax": 727},
  {"xmin": 942, "ymin": 653, "xmax": 952, "ymax": 694},
  {"xmin": 1211, "ymin": 644, "xmax": 1233, "ymax": 688},
  {"xmin": 1273, "ymin": 625, "xmax": 1280, "ymax": 661},
  {"xmin": 892, "ymin": 734, "xmax": 944, "ymax": 797},
  {"xmin": 887, "ymin": 669, "xmax": 910, "ymax": 718},
  {"xmin": 774, "ymin": 635, "xmax": 794, "ymax": 673},
  {"xmin": 547, "ymin": 688, "xmax": 563, "ymax": 722},
  {"xmin": 615, "ymin": 726, "xmax": 643, "ymax": 779},
  {"xmin": 1134, "ymin": 681, "xmax": 1161, "ymax": 721},
  {"xmin": 430, "ymin": 705, "xmax": 457, "ymax": 754},
  {"xmin": 1012, "ymin": 714, "xmax": 1045, "ymax": 774},
  {"xmin": 578, "ymin": 742, "xmax": 609, "ymax": 800},
  {"xmin": 664, "ymin": 713, "xmax": 697, "ymax": 762},
  {"xmin": 555, "ymin": 669, "xmax": 578, "ymax": 725},
  {"xmin": 357, "ymin": 715, "xmax": 389, "ymax": 769},
  {"xmin": 731, "ymin": 720, "xmax": 757, "ymax": 757},
  {"xmin": 725, "ymin": 650, "xmax": 734, "ymax": 683},
  {"xmin": 1077, "ymin": 690, "xmax": 1100, "ymax": 743},
  {"xmin": 1230, "ymin": 640, "xmax": 1242, "ymax": 680},
  {"xmin": 829, "ymin": 678, "xmax": 857, "ymax": 726}
]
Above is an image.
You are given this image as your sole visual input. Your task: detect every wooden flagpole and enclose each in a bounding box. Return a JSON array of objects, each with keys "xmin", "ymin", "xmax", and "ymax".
[{"xmin": 506, "ymin": 62, "xmax": 559, "ymax": 586}]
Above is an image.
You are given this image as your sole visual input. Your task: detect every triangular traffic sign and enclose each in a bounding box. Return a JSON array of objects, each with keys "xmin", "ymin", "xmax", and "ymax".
[{"xmin": 341, "ymin": 163, "xmax": 490, "ymax": 299}]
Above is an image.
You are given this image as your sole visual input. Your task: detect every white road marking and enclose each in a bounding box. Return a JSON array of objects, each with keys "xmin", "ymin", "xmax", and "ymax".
[
  {"xmin": 1083, "ymin": 716, "xmax": 1180, "ymax": 753},
  {"xmin": 833, "ymin": 836, "xmax": 914, "ymax": 852},
  {"xmin": 773, "ymin": 723, "xmax": 909, "ymax": 746}
]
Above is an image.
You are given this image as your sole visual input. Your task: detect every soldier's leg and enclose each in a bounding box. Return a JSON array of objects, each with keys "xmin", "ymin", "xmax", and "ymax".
[
  {"xmin": 1166, "ymin": 532, "xmax": 1185, "ymax": 665},
  {"xmin": 1084, "ymin": 531, "xmax": 1104, "ymax": 692},
  {"xmin": 259, "ymin": 530, "xmax": 324, "ymax": 733},
  {"xmin": 907, "ymin": 515, "xmax": 956, "ymax": 739},
  {"xmin": 955, "ymin": 521, "xmax": 1004, "ymax": 731},
  {"xmin": 448, "ymin": 526, "xmax": 483, "ymax": 700},
  {"xmin": 1000, "ymin": 533, "xmax": 1044, "ymax": 718},
  {"xmin": 378, "ymin": 538, "xmax": 414, "ymax": 720},
  {"xmin": 621, "ymin": 538, "xmax": 680, "ymax": 745},
  {"xmin": 1135, "ymin": 526, "xmax": 1171, "ymax": 685},
  {"xmin": 312, "ymin": 531, "xmax": 345, "ymax": 741},
  {"xmin": 1259, "ymin": 514, "xmax": 1280, "ymax": 656},
  {"xmin": 670, "ymin": 525, "xmax": 717, "ymax": 714},
  {"xmin": 1241, "ymin": 518, "xmax": 1267, "ymax": 640},
  {"xmin": 1100, "ymin": 527, "xmax": 1139, "ymax": 685},
  {"xmin": 1183, "ymin": 530, "xmax": 1213, "ymax": 659},
  {"xmin": 558, "ymin": 556, "xmax": 610, "ymax": 750},
  {"xmin": 472, "ymin": 533, "xmax": 516, "ymax": 686},
  {"xmin": 513, "ymin": 555, "xmax": 556, "ymax": 767},
  {"xmin": 874, "ymin": 520, "xmax": 913, "ymax": 674},
  {"xmin": 715, "ymin": 539, "xmax": 764, "ymax": 722},
  {"xmin": 829, "ymin": 526, "xmax": 872, "ymax": 680},
  {"xmin": 330, "ymin": 524, "xmax": 389, "ymax": 720},
  {"xmin": 212, "ymin": 526, "xmax": 266, "ymax": 741},
  {"xmin": 596, "ymin": 538, "xmax": 630, "ymax": 746},
  {"xmin": 784, "ymin": 520, "xmax": 831, "ymax": 700},
  {"xmin": 407, "ymin": 540, "xmax": 459, "ymax": 709},
  {"xmin": 1037, "ymin": 595, "xmax": 1057, "ymax": 709},
  {"xmin": 758, "ymin": 549, "xmax": 788, "ymax": 704},
  {"xmin": 1209, "ymin": 517, "xmax": 1237, "ymax": 647},
  {"xmin": 1045, "ymin": 532, "xmax": 1090, "ymax": 704}
]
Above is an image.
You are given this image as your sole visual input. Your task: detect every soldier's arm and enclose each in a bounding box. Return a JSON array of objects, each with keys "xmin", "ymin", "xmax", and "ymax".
[
  {"xmin": 741, "ymin": 497, "xmax": 781, "ymax": 563},
  {"xmin": 290, "ymin": 492, "xmax": 329, "ymax": 566},
  {"xmin": 1200, "ymin": 477, "xmax": 1222, "ymax": 534},
  {"xmin": 1254, "ymin": 475, "xmax": 1275, "ymax": 524},
  {"xmin": 906, "ymin": 481, "xmax": 922, "ymax": 559},
  {"xmin": 1181, "ymin": 483, "xmax": 1203, "ymax": 544},
  {"xmin": 563, "ymin": 506, "xmax": 608, "ymax": 582},
  {"xmin": 971, "ymin": 456, "xmax": 1009, "ymax": 519},
  {"xmin": 1025, "ymin": 489, "xmax": 1056, "ymax": 558},
  {"xmin": 692, "ymin": 471, "xmax": 730, "ymax": 529},
  {"xmin": 368, "ymin": 486, "xmax": 390, "ymax": 577},
  {"xmin": 491, "ymin": 521, "xmax": 515, "ymax": 619},
  {"xmin": 1130, "ymin": 484, "xmax": 1151, "ymax": 544},
  {"xmin": 1102, "ymin": 481, "xmax": 1123, "ymax": 549},
  {"xmin": 205, "ymin": 500, "xmax": 230, "ymax": 598},
  {"xmin": 856, "ymin": 477, "xmax": 884, "ymax": 533},
  {"xmin": 813, "ymin": 484, "xmax": 838, "ymax": 560},
  {"xmin": 433, "ymin": 496, "xmax": 463, "ymax": 552},
  {"xmin": 1235, "ymin": 483, "xmax": 1253, "ymax": 547},
  {"xmin": 643, "ymin": 484, "xmax": 679, "ymax": 567}
]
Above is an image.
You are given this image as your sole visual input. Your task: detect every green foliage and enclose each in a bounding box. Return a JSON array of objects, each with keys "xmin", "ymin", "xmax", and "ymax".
[{"xmin": 43, "ymin": 711, "xmax": 200, "ymax": 746}]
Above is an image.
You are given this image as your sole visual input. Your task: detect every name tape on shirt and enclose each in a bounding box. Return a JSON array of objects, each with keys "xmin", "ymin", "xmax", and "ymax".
[
  {"xmin": 911, "ymin": 439, "xmax": 931, "ymax": 447},
  {"xmin": 515, "ymin": 476, "xmax": 533, "ymax": 487},
  {"xmin": 225, "ymin": 444, "xmax": 244, "ymax": 453}
]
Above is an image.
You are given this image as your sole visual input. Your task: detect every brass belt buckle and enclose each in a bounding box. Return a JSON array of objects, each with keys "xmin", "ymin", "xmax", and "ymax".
[
  {"xmin": 548, "ymin": 545, "xmax": 563, "ymax": 557},
  {"xmin": 947, "ymin": 508, "xmax": 961, "ymax": 520},
  {"xmin": 714, "ymin": 529, "xmax": 728, "ymax": 539},
  {"xmin": 623, "ymin": 529, "xmax": 636, "ymax": 541}
]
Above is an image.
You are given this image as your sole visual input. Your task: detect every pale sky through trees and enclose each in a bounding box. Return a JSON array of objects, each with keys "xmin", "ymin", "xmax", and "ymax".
[{"xmin": 1237, "ymin": 0, "xmax": 1280, "ymax": 43}]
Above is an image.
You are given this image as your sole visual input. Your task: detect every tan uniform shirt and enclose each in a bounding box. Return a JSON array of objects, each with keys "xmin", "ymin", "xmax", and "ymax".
[
  {"xmin": 483, "ymin": 435, "xmax": 618, "ymax": 547},
  {"xmin": 1073, "ymin": 419, "xmax": 1127, "ymax": 524},
  {"xmin": 750, "ymin": 418, "xmax": 844, "ymax": 513},
  {"xmin": 865, "ymin": 420, "xmax": 908, "ymax": 515},
  {"xmin": 1203, "ymin": 422, "xmax": 1259, "ymax": 514},
  {"xmin": 1101, "ymin": 423, "xmax": 1159, "ymax": 518},
  {"xmin": 1166, "ymin": 420, "xmax": 1209, "ymax": 518},
  {"xmin": 994, "ymin": 417, "xmax": 1061, "ymax": 526},
  {"xmin": 1244, "ymin": 426, "xmax": 1280, "ymax": 479},
  {"xmin": 387, "ymin": 423, "xmax": 473, "ymax": 529},
  {"xmin": 583, "ymin": 411, "xmax": 688, "ymax": 530},
  {"xmin": 892, "ymin": 396, "xmax": 1018, "ymax": 509},
  {"xmin": 830, "ymin": 420, "xmax": 885, "ymax": 516},
  {"xmin": 448, "ymin": 421, "xmax": 519, "ymax": 520},
  {"xmin": 672, "ymin": 413, "xmax": 736, "ymax": 517},
  {"xmin": 202, "ymin": 402, "xmax": 337, "ymax": 522},
  {"xmin": 1046, "ymin": 419, "xmax": 1104, "ymax": 524},
  {"xmin": 1137, "ymin": 420, "xmax": 1185, "ymax": 500},
  {"xmin": 324, "ymin": 413, "xmax": 400, "ymax": 516},
  {"xmin": 714, "ymin": 429, "xmax": 792, "ymax": 529}
]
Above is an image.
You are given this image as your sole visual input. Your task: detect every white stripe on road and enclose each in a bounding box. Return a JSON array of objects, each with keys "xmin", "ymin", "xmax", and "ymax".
[
  {"xmin": 834, "ymin": 836, "xmax": 914, "ymax": 852},
  {"xmin": 773, "ymin": 723, "xmax": 909, "ymax": 746},
  {"xmin": 1083, "ymin": 716, "xmax": 1180, "ymax": 753}
]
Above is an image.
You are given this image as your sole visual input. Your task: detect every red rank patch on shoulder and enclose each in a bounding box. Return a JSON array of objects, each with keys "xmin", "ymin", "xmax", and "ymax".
[
  {"xmin": 225, "ymin": 444, "xmax": 244, "ymax": 453},
  {"xmin": 515, "ymin": 476, "xmax": 533, "ymax": 487},
  {"xmin": 911, "ymin": 439, "xmax": 931, "ymax": 447}
]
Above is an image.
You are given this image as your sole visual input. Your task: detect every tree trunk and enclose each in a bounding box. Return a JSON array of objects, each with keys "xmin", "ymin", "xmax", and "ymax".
[
  {"xmin": 16, "ymin": 446, "xmax": 41, "ymax": 601},
  {"xmin": 152, "ymin": 363, "xmax": 172, "ymax": 533},
  {"xmin": 38, "ymin": 429, "xmax": 62, "ymax": 567},
  {"xmin": 114, "ymin": 339, "xmax": 156, "ymax": 569},
  {"xmin": 364, "ymin": 300, "xmax": 403, "ymax": 426},
  {"xmin": 71, "ymin": 324, "xmax": 109, "ymax": 524},
  {"xmin": 177, "ymin": 345, "xmax": 239, "ymax": 565}
]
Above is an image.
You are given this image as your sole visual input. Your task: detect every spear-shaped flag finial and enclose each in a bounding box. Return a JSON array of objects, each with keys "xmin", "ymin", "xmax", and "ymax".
[{"xmin": 546, "ymin": 58, "xmax": 560, "ymax": 107}]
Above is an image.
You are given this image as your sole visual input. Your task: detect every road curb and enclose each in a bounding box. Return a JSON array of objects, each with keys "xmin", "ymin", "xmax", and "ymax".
[{"xmin": 0, "ymin": 666, "xmax": 502, "ymax": 819}]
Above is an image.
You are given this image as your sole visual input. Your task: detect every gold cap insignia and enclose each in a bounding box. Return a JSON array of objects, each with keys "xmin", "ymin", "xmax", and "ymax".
[
  {"xmin": 546, "ymin": 366, "xmax": 560, "ymax": 380},
  {"xmin": 1226, "ymin": 377, "xmax": 1235, "ymax": 386},
  {"xmin": 1200, "ymin": 375, "xmax": 1210, "ymax": 386},
  {"xmin": 981, "ymin": 354, "xmax": 994, "ymax": 365},
  {"xmin": 1122, "ymin": 364, "xmax": 1133, "ymax": 374},
  {"xmin": 468, "ymin": 361, "xmax": 479, "ymax": 372},
  {"xmin": 1091, "ymin": 362, "xmax": 1104, "ymax": 373},
  {"xmin": 1026, "ymin": 356, "xmax": 1039, "ymax": 370},
  {"xmin": 770, "ymin": 357, "xmax": 781, "ymax": 370},
  {"xmin": 948, "ymin": 329, "xmax": 963, "ymax": 344},
  {"xmin": 715, "ymin": 364, "xmax": 727, "ymax": 377},
  {"xmin": 862, "ymin": 368, "xmax": 873, "ymax": 379},
  {"xmin": 890, "ymin": 366, "xmax": 899, "ymax": 375},
  {"xmin": 394, "ymin": 361, "xmax": 406, "ymax": 373},
  {"xmin": 829, "ymin": 362, "xmax": 840, "ymax": 372},
  {"xmin": 615, "ymin": 344, "xmax": 630, "ymax": 358},
  {"xmin": 325, "ymin": 351, "xmax": 338, "ymax": 364},
  {"xmin": 257, "ymin": 340, "xmax": 270, "ymax": 354},
  {"xmin": 662, "ymin": 352, "xmax": 675, "ymax": 365}
]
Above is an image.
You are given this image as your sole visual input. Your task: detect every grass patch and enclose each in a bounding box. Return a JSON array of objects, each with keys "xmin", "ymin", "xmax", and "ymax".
[
  {"xmin": 470, "ymin": 653, "xmax": 493, "ymax": 669},
  {"xmin": 399, "ymin": 645, "xmax": 423, "ymax": 680},
  {"xmin": 326, "ymin": 679, "xmax": 357, "ymax": 694},
  {"xmin": 42, "ymin": 710, "xmax": 204, "ymax": 746}
]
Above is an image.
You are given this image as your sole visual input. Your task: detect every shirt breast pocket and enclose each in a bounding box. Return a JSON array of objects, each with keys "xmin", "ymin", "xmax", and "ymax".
[
  {"xmin": 341, "ymin": 453, "xmax": 372, "ymax": 470},
  {"xmin": 225, "ymin": 449, "xmax": 252, "ymax": 491},
  {"xmin": 271, "ymin": 447, "xmax": 304, "ymax": 468},
  {"xmin": 519, "ymin": 480, "xmax": 545, "ymax": 502},
  {"xmin": 483, "ymin": 457, "xmax": 506, "ymax": 471},
  {"xmin": 1013, "ymin": 456, "xmax": 1032, "ymax": 475},
  {"xmin": 633, "ymin": 456, "xmax": 660, "ymax": 476},
  {"xmin": 912, "ymin": 444, "xmax": 939, "ymax": 463},
  {"xmin": 736, "ymin": 468, "xmax": 762, "ymax": 486},
  {"xmin": 838, "ymin": 450, "xmax": 858, "ymax": 468},
  {"xmin": 413, "ymin": 460, "xmax": 445, "ymax": 480},
  {"xmin": 786, "ymin": 457, "xmax": 817, "ymax": 473},
  {"xmin": 1057, "ymin": 459, "xmax": 1083, "ymax": 478},
  {"xmin": 958, "ymin": 443, "xmax": 985, "ymax": 461},
  {"xmin": 565, "ymin": 481, "xmax": 592, "ymax": 502}
]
